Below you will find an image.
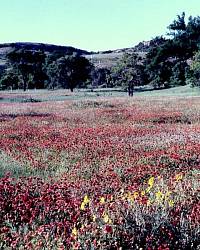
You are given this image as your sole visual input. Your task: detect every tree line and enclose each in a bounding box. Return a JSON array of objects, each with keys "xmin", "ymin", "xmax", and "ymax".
[
  {"xmin": 110, "ymin": 12, "xmax": 200, "ymax": 91},
  {"xmin": 0, "ymin": 50, "xmax": 92, "ymax": 92},
  {"xmin": 0, "ymin": 12, "xmax": 200, "ymax": 91}
]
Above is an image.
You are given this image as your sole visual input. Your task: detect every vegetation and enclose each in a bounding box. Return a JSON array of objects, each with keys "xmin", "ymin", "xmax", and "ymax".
[
  {"xmin": 0, "ymin": 95, "xmax": 199, "ymax": 249},
  {"xmin": 189, "ymin": 50, "xmax": 200, "ymax": 86},
  {"xmin": 90, "ymin": 68, "xmax": 112, "ymax": 88},
  {"xmin": 145, "ymin": 12, "xmax": 200, "ymax": 88},
  {"xmin": 89, "ymin": 13, "xmax": 200, "ymax": 91},
  {"xmin": 6, "ymin": 49, "xmax": 47, "ymax": 91},
  {"xmin": 45, "ymin": 53, "xmax": 92, "ymax": 91},
  {"xmin": 111, "ymin": 53, "xmax": 148, "ymax": 93}
]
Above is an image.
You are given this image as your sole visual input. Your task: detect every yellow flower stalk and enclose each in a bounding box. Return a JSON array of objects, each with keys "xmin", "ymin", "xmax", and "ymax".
[
  {"xmin": 100, "ymin": 197, "xmax": 105, "ymax": 204},
  {"xmin": 103, "ymin": 212, "xmax": 112, "ymax": 224},
  {"xmin": 72, "ymin": 227, "xmax": 78, "ymax": 236},
  {"xmin": 148, "ymin": 176, "xmax": 154, "ymax": 187},
  {"xmin": 156, "ymin": 191, "xmax": 164, "ymax": 201},
  {"xmin": 83, "ymin": 195, "xmax": 90, "ymax": 204},
  {"xmin": 146, "ymin": 176, "xmax": 154, "ymax": 193},
  {"xmin": 80, "ymin": 194, "xmax": 90, "ymax": 210},
  {"xmin": 175, "ymin": 173, "xmax": 183, "ymax": 181},
  {"xmin": 80, "ymin": 202, "xmax": 85, "ymax": 210},
  {"xmin": 133, "ymin": 191, "xmax": 139, "ymax": 199},
  {"xmin": 168, "ymin": 199, "xmax": 174, "ymax": 207}
]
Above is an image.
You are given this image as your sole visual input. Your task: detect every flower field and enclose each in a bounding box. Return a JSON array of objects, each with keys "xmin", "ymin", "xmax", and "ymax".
[{"xmin": 0, "ymin": 94, "xmax": 200, "ymax": 249}]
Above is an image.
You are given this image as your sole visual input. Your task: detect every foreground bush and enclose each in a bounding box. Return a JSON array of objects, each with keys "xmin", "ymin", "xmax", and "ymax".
[{"xmin": 0, "ymin": 172, "xmax": 199, "ymax": 249}]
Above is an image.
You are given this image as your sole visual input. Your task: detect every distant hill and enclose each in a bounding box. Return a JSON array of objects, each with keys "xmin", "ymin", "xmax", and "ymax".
[
  {"xmin": 0, "ymin": 42, "xmax": 90, "ymax": 54},
  {"xmin": 85, "ymin": 47, "xmax": 147, "ymax": 69},
  {"xmin": 0, "ymin": 39, "xmax": 164, "ymax": 70},
  {"xmin": 0, "ymin": 42, "xmax": 91, "ymax": 69},
  {"xmin": 85, "ymin": 37, "xmax": 166, "ymax": 69}
]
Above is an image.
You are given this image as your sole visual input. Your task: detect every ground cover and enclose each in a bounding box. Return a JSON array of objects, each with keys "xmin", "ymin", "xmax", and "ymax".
[{"xmin": 0, "ymin": 91, "xmax": 199, "ymax": 249}]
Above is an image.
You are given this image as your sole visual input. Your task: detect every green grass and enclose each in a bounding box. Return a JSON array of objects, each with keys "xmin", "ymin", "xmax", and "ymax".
[
  {"xmin": 0, "ymin": 151, "xmax": 28, "ymax": 178},
  {"xmin": 136, "ymin": 85, "xmax": 200, "ymax": 97},
  {"xmin": 0, "ymin": 85, "xmax": 200, "ymax": 103}
]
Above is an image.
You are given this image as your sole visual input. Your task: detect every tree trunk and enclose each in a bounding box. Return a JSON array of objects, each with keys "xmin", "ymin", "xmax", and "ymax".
[{"xmin": 22, "ymin": 79, "xmax": 26, "ymax": 91}]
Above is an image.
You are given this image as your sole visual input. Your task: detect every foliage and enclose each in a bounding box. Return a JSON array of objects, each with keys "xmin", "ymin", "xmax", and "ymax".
[
  {"xmin": 45, "ymin": 60, "xmax": 59, "ymax": 89},
  {"xmin": 133, "ymin": 36, "xmax": 166, "ymax": 52},
  {"xmin": 7, "ymin": 49, "xmax": 47, "ymax": 91},
  {"xmin": 0, "ymin": 70, "xmax": 20, "ymax": 90},
  {"xmin": 111, "ymin": 53, "xmax": 148, "ymax": 89},
  {"xmin": 145, "ymin": 13, "xmax": 200, "ymax": 88},
  {"xmin": 90, "ymin": 67, "xmax": 112, "ymax": 88},
  {"xmin": 189, "ymin": 50, "xmax": 200, "ymax": 86},
  {"xmin": 6, "ymin": 49, "xmax": 92, "ymax": 91},
  {"xmin": 170, "ymin": 61, "xmax": 188, "ymax": 86},
  {"xmin": 55, "ymin": 54, "xmax": 92, "ymax": 91}
]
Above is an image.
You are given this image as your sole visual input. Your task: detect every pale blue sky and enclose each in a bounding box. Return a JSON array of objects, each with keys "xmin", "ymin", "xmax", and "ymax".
[{"xmin": 0, "ymin": 0, "xmax": 199, "ymax": 51}]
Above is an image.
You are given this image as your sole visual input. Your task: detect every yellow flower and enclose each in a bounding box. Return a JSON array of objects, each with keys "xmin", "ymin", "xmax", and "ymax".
[
  {"xmin": 80, "ymin": 202, "xmax": 85, "ymax": 210},
  {"xmin": 72, "ymin": 227, "xmax": 78, "ymax": 236},
  {"xmin": 148, "ymin": 177, "xmax": 154, "ymax": 187},
  {"xmin": 146, "ymin": 176, "xmax": 154, "ymax": 192},
  {"xmin": 103, "ymin": 213, "xmax": 109, "ymax": 223},
  {"xmin": 103, "ymin": 212, "xmax": 112, "ymax": 224},
  {"xmin": 100, "ymin": 197, "xmax": 105, "ymax": 204},
  {"xmin": 168, "ymin": 199, "xmax": 174, "ymax": 207},
  {"xmin": 175, "ymin": 173, "xmax": 183, "ymax": 181},
  {"xmin": 141, "ymin": 190, "xmax": 145, "ymax": 196},
  {"xmin": 133, "ymin": 191, "xmax": 139, "ymax": 199},
  {"xmin": 80, "ymin": 195, "xmax": 90, "ymax": 210},
  {"xmin": 83, "ymin": 195, "xmax": 90, "ymax": 204},
  {"xmin": 156, "ymin": 191, "xmax": 164, "ymax": 201}
]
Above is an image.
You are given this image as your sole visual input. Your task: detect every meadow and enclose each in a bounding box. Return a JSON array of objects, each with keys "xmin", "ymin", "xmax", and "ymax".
[{"xmin": 0, "ymin": 89, "xmax": 199, "ymax": 249}]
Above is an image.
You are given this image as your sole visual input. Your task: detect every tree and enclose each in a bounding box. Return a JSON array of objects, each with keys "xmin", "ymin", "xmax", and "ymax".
[
  {"xmin": 0, "ymin": 70, "xmax": 20, "ymax": 90},
  {"xmin": 90, "ymin": 67, "xmax": 111, "ymax": 87},
  {"xmin": 170, "ymin": 61, "xmax": 188, "ymax": 86},
  {"xmin": 31, "ymin": 51, "xmax": 47, "ymax": 89},
  {"xmin": 45, "ymin": 61, "xmax": 59, "ymax": 89},
  {"xmin": 167, "ymin": 12, "xmax": 186, "ymax": 37},
  {"xmin": 111, "ymin": 53, "xmax": 147, "ymax": 92},
  {"xmin": 145, "ymin": 13, "xmax": 200, "ymax": 88},
  {"xmin": 7, "ymin": 49, "xmax": 46, "ymax": 91},
  {"xmin": 189, "ymin": 50, "xmax": 200, "ymax": 86},
  {"xmin": 55, "ymin": 54, "xmax": 92, "ymax": 92}
]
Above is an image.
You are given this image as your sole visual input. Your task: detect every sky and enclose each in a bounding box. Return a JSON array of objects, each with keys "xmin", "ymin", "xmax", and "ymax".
[{"xmin": 0, "ymin": 0, "xmax": 200, "ymax": 52}]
